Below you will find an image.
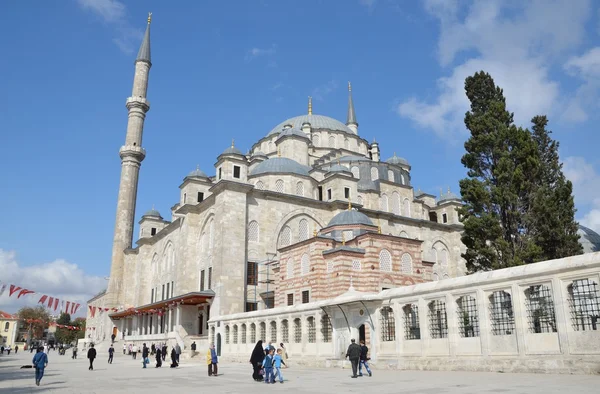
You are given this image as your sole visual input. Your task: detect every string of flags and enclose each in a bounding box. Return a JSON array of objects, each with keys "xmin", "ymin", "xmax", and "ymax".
[
  {"xmin": 0, "ymin": 281, "xmax": 81, "ymax": 315},
  {"xmin": 87, "ymin": 306, "xmax": 119, "ymax": 318}
]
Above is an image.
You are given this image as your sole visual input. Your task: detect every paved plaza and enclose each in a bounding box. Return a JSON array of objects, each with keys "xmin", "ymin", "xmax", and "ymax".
[{"xmin": 0, "ymin": 350, "xmax": 598, "ymax": 394}]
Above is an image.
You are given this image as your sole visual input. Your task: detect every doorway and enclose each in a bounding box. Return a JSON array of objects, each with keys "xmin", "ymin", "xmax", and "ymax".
[
  {"xmin": 198, "ymin": 314, "xmax": 204, "ymax": 336},
  {"xmin": 112, "ymin": 326, "xmax": 118, "ymax": 338},
  {"xmin": 359, "ymin": 324, "xmax": 366, "ymax": 343},
  {"xmin": 216, "ymin": 333, "xmax": 222, "ymax": 357}
]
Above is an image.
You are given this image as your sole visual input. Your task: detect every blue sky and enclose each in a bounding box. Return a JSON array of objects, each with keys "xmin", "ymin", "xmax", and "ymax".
[{"xmin": 1, "ymin": 0, "xmax": 600, "ymax": 312}]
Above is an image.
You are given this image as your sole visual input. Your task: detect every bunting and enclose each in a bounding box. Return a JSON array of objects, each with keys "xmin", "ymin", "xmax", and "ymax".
[
  {"xmin": 0, "ymin": 280, "xmax": 85, "ymax": 315},
  {"xmin": 0, "ymin": 283, "xmax": 7, "ymax": 297}
]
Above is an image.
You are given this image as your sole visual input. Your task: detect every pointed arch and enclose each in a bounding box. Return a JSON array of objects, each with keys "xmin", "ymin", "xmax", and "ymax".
[
  {"xmin": 248, "ymin": 220, "xmax": 259, "ymax": 243},
  {"xmin": 371, "ymin": 167, "xmax": 379, "ymax": 181},
  {"xmin": 388, "ymin": 170, "xmax": 395, "ymax": 183},
  {"xmin": 380, "ymin": 194, "xmax": 389, "ymax": 212},
  {"xmin": 403, "ymin": 198, "xmax": 411, "ymax": 217},
  {"xmin": 392, "ymin": 192, "xmax": 400, "ymax": 215}
]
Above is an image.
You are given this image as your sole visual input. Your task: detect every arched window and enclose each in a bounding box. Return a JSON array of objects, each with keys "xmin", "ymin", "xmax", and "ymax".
[
  {"xmin": 275, "ymin": 179, "xmax": 284, "ymax": 193},
  {"xmin": 392, "ymin": 192, "xmax": 400, "ymax": 215},
  {"xmin": 241, "ymin": 323, "xmax": 247, "ymax": 343},
  {"xmin": 379, "ymin": 249, "xmax": 392, "ymax": 272},
  {"xmin": 301, "ymin": 253, "xmax": 310, "ymax": 275},
  {"xmin": 328, "ymin": 135, "xmax": 336, "ymax": 148},
  {"xmin": 388, "ymin": 170, "xmax": 395, "ymax": 182},
  {"xmin": 225, "ymin": 325, "xmax": 230, "ymax": 344},
  {"xmin": 489, "ymin": 291, "xmax": 515, "ymax": 335},
  {"xmin": 296, "ymin": 182, "xmax": 304, "ymax": 197},
  {"xmin": 399, "ymin": 231, "xmax": 408, "ymax": 238},
  {"xmin": 351, "ymin": 166, "xmax": 360, "ymax": 179},
  {"xmin": 380, "ymin": 306, "xmax": 396, "ymax": 341},
  {"xmin": 248, "ymin": 220, "xmax": 259, "ymax": 243},
  {"xmin": 403, "ymin": 304, "xmax": 420, "ymax": 340},
  {"xmin": 457, "ymin": 295, "xmax": 479, "ymax": 337},
  {"xmin": 233, "ymin": 325, "xmax": 238, "ymax": 344},
  {"xmin": 260, "ymin": 322, "xmax": 266, "ymax": 341},
  {"xmin": 400, "ymin": 253, "xmax": 412, "ymax": 274},
  {"xmin": 525, "ymin": 285, "xmax": 557, "ymax": 333},
  {"xmin": 293, "ymin": 318, "xmax": 302, "ymax": 343},
  {"xmin": 299, "ymin": 219, "xmax": 309, "ymax": 241},
  {"xmin": 279, "ymin": 226, "xmax": 292, "ymax": 247},
  {"xmin": 307, "ymin": 317, "xmax": 316, "ymax": 343},
  {"xmin": 250, "ymin": 323, "xmax": 256, "ymax": 343},
  {"xmin": 400, "ymin": 174, "xmax": 405, "ymax": 185},
  {"xmin": 270, "ymin": 321, "xmax": 277, "ymax": 343},
  {"xmin": 432, "ymin": 272, "xmax": 439, "ymax": 281},
  {"xmin": 440, "ymin": 249, "xmax": 448, "ymax": 268},
  {"xmin": 428, "ymin": 300, "xmax": 448, "ymax": 338},
  {"xmin": 255, "ymin": 180, "xmax": 265, "ymax": 190},
  {"xmin": 209, "ymin": 219, "xmax": 214, "ymax": 250},
  {"xmin": 321, "ymin": 314, "xmax": 333, "ymax": 343},
  {"xmin": 313, "ymin": 134, "xmax": 320, "ymax": 147},
  {"xmin": 370, "ymin": 167, "xmax": 379, "ymax": 181},
  {"xmin": 568, "ymin": 279, "xmax": 600, "ymax": 331},
  {"xmin": 344, "ymin": 138, "xmax": 349, "ymax": 149},
  {"xmin": 403, "ymin": 198, "xmax": 411, "ymax": 217},
  {"xmin": 286, "ymin": 258, "xmax": 294, "ymax": 279},
  {"xmin": 357, "ymin": 195, "xmax": 363, "ymax": 205},
  {"xmin": 281, "ymin": 319, "xmax": 289, "ymax": 342},
  {"xmin": 4, "ymin": 322, "xmax": 9, "ymax": 331},
  {"xmin": 380, "ymin": 194, "xmax": 389, "ymax": 212}
]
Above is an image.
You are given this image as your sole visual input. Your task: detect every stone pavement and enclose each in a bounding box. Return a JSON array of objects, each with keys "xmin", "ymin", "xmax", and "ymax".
[{"xmin": 0, "ymin": 350, "xmax": 598, "ymax": 394}]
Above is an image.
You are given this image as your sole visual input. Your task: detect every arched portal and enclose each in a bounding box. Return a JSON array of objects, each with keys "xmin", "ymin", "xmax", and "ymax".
[
  {"xmin": 359, "ymin": 324, "xmax": 366, "ymax": 343},
  {"xmin": 216, "ymin": 333, "xmax": 222, "ymax": 357}
]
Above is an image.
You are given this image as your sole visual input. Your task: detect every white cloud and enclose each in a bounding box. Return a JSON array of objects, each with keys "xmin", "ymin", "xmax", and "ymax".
[
  {"xmin": 77, "ymin": 0, "xmax": 125, "ymax": 23},
  {"xmin": 562, "ymin": 47, "xmax": 600, "ymax": 123},
  {"xmin": 312, "ymin": 80, "xmax": 339, "ymax": 101},
  {"xmin": 245, "ymin": 45, "xmax": 277, "ymax": 62},
  {"xmin": 398, "ymin": 0, "xmax": 591, "ymax": 139},
  {"xmin": 0, "ymin": 249, "xmax": 106, "ymax": 317},
  {"xmin": 563, "ymin": 156, "xmax": 600, "ymax": 233}
]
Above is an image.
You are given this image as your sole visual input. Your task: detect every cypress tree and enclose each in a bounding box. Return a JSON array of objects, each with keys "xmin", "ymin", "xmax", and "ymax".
[{"xmin": 528, "ymin": 116, "xmax": 582, "ymax": 260}]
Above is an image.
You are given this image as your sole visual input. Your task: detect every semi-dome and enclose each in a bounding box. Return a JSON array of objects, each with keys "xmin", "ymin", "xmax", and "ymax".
[
  {"xmin": 327, "ymin": 164, "xmax": 350, "ymax": 173},
  {"xmin": 327, "ymin": 210, "xmax": 374, "ymax": 227},
  {"xmin": 142, "ymin": 208, "xmax": 162, "ymax": 219},
  {"xmin": 221, "ymin": 145, "xmax": 243, "ymax": 156},
  {"xmin": 186, "ymin": 166, "xmax": 207, "ymax": 178},
  {"xmin": 250, "ymin": 157, "xmax": 311, "ymax": 176},
  {"xmin": 578, "ymin": 225, "xmax": 600, "ymax": 253},
  {"xmin": 267, "ymin": 114, "xmax": 353, "ymax": 136},
  {"xmin": 276, "ymin": 127, "xmax": 310, "ymax": 141},
  {"xmin": 386, "ymin": 153, "xmax": 409, "ymax": 166}
]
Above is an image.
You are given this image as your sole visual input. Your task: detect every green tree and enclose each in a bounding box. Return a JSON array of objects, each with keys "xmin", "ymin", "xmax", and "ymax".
[
  {"xmin": 17, "ymin": 306, "xmax": 51, "ymax": 343},
  {"xmin": 459, "ymin": 71, "xmax": 541, "ymax": 272},
  {"xmin": 73, "ymin": 317, "xmax": 86, "ymax": 340},
  {"xmin": 527, "ymin": 115, "xmax": 582, "ymax": 260},
  {"xmin": 54, "ymin": 312, "xmax": 76, "ymax": 345}
]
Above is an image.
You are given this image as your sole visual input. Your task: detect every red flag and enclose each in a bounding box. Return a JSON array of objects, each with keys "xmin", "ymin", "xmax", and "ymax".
[
  {"xmin": 9, "ymin": 285, "xmax": 22, "ymax": 297},
  {"xmin": 38, "ymin": 295, "xmax": 48, "ymax": 305},
  {"xmin": 89, "ymin": 305, "xmax": 96, "ymax": 318},
  {"xmin": 73, "ymin": 303, "xmax": 81, "ymax": 314},
  {"xmin": 53, "ymin": 298, "xmax": 59, "ymax": 311},
  {"xmin": 17, "ymin": 289, "xmax": 35, "ymax": 299},
  {"xmin": 47, "ymin": 297, "xmax": 54, "ymax": 309},
  {"xmin": 64, "ymin": 301, "xmax": 70, "ymax": 314}
]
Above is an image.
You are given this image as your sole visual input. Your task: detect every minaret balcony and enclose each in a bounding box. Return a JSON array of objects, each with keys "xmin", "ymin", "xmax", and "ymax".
[
  {"xmin": 120, "ymin": 145, "xmax": 146, "ymax": 162},
  {"xmin": 126, "ymin": 96, "xmax": 150, "ymax": 112}
]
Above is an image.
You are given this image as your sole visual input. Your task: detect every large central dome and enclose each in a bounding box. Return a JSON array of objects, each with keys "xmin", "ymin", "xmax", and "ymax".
[{"xmin": 267, "ymin": 114, "xmax": 354, "ymax": 136}]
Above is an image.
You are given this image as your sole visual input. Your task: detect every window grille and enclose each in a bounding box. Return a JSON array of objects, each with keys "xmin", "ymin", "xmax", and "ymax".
[
  {"xmin": 260, "ymin": 322, "xmax": 266, "ymax": 341},
  {"xmin": 281, "ymin": 320, "xmax": 289, "ymax": 342},
  {"xmin": 428, "ymin": 300, "xmax": 448, "ymax": 339},
  {"xmin": 313, "ymin": 134, "xmax": 320, "ymax": 146},
  {"xmin": 457, "ymin": 295, "xmax": 480, "ymax": 337},
  {"xmin": 200, "ymin": 270, "xmax": 205, "ymax": 291},
  {"xmin": 343, "ymin": 230, "xmax": 354, "ymax": 241},
  {"xmin": 255, "ymin": 181, "xmax": 265, "ymax": 190},
  {"xmin": 275, "ymin": 179, "xmax": 284, "ymax": 193},
  {"xmin": 568, "ymin": 279, "xmax": 600, "ymax": 331},
  {"xmin": 307, "ymin": 317, "xmax": 316, "ymax": 343},
  {"xmin": 225, "ymin": 326, "xmax": 230, "ymax": 344},
  {"xmin": 327, "ymin": 260, "xmax": 334, "ymax": 273},
  {"xmin": 489, "ymin": 291, "xmax": 515, "ymax": 335},
  {"xmin": 299, "ymin": 219, "xmax": 309, "ymax": 241},
  {"xmin": 328, "ymin": 135, "xmax": 335, "ymax": 148},
  {"xmin": 241, "ymin": 324, "xmax": 247, "ymax": 344},
  {"xmin": 400, "ymin": 253, "xmax": 413, "ymax": 274},
  {"xmin": 248, "ymin": 221, "xmax": 259, "ymax": 242},
  {"xmin": 233, "ymin": 325, "xmax": 238, "ymax": 344},
  {"xmin": 380, "ymin": 306, "xmax": 396, "ymax": 341},
  {"xmin": 270, "ymin": 321, "xmax": 277, "ymax": 343},
  {"xmin": 525, "ymin": 285, "xmax": 557, "ymax": 333},
  {"xmin": 380, "ymin": 194, "xmax": 389, "ymax": 212},
  {"xmin": 208, "ymin": 267, "xmax": 212, "ymax": 289},
  {"xmin": 392, "ymin": 192, "xmax": 401, "ymax": 215},
  {"xmin": 352, "ymin": 259, "xmax": 361, "ymax": 271},
  {"xmin": 403, "ymin": 304, "xmax": 420, "ymax": 340},
  {"xmin": 302, "ymin": 290, "xmax": 310, "ymax": 304},
  {"xmin": 351, "ymin": 166, "xmax": 360, "ymax": 179},
  {"xmin": 287, "ymin": 293, "xmax": 294, "ymax": 306},
  {"xmin": 357, "ymin": 195, "xmax": 363, "ymax": 205},
  {"xmin": 379, "ymin": 249, "xmax": 392, "ymax": 272},
  {"xmin": 286, "ymin": 258, "xmax": 294, "ymax": 279},
  {"xmin": 321, "ymin": 314, "xmax": 332, "ymax": 343},
  {"xmin": 371, "ymin": 167, "xmax": 379, "ymax": 181},
  {"xmin": 293, "ymin": 318, "xmax": 302, "ymax": 343},
  {"xmin": 296, "ymin": 181, "xmax": 304, "ymax": 197},
  {"xmin": 279, "ymin": 226, "xmax": 292, "ymax": 247},
  {"xmin": 247, "ymin": 261, "xmax": 258, "ymax": 286},
  {"xmin": 301, "ymin": 253, "xmax": 310, "ymax": 275},
  {"xmin": 250, "ymin": 323, "xmax": 256, "ymax": 343},
  {"xmin": 388, "ymin": 170, "xmax": 395, "ymax": 182},
  {"xmin": 403, "ymin": 198, "xmax": 411, "ymax": 217}
]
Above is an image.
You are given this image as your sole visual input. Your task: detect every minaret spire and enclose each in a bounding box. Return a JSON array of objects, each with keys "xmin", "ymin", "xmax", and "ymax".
[
  {"xmin": 308, "ymin": 96, "xmax": 312, "ymax": 115},
  {"xmin": 106, "ymin": 14, "xmax": 153, "ymax": 306},
  {"xmin": 346, "ymin": 81, "xmax": 358, "ymax": 134}
]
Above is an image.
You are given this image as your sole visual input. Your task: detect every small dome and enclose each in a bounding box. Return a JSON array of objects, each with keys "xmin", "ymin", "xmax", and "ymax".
[
  {"xmin": 142, "ymin": 208, "xmax": 162, "ymax": 219},
  {"xmin": 578, "ymin": 225, "xmax": 600, "ymax": 253},
  {"xmin": 276, "ymin": 127, "xmax": 310, "ymax": 142},
  {"xmin": 186, "ymin": 166, "xmax": 207, "ymax": 178},
  {"xmin": 250, "ymin": 157, "xmax": 311, "ymax": 176},
  {"xmin": 438, "ymin": 189, "xmax": 461, "ymax": 203},
  {"xmin": 252, "ymin": 150, "xmax": 267, "ymax": 157},
  {"xmin": 327, "ymin": 210, "xmax": 374, "ymax": 227},
  {"xmin": 268, "ymin": 114, "xmax": 353, "ymax": 136},
  {"xmin": 327, "ymin": 164, "xmax": 350, "ymax": 173},
  {"xmin": 386, "ymin": 153, "xmax": 409, "ymax": 166},
  {"xmin": 221, "ymin": 145, "xmax": 243, "ymax": 155}
]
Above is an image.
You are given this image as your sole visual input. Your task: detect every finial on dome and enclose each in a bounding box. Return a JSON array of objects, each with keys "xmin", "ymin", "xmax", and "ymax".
[
  {"xmin": 342, "ymin": 231, "xmax": 346, "ymax": 246},
  {"xmin": 308, "ymin": 96, "xmax": 312, "ymax": 115},
  {"xmin": 448, "ymin": 186, "xmax": 451, "ymax": 194},
  {"xmin": 348, "ymin": 198, "xmax": 352, "ymax": 211},
  {"xmin": 440, "ymin": 188, "xmax": 443, "ymax": 197},
  {"xmin": 147, "ymin": 12, "xmax": 152, "ymax": 24},
  {"xmin": 152, "ymin": 204, "xmax": 155, "ymax": 210},
  {"xmin": 348, "ymin": 81, "xmax": 352, "ymax": 92},
  {"xmin": 231, "ymin": 139, "xmax": 235, "ymax": 148},
  {"xmin": 277, "ymin": 146, "xmax": 281, "ymax": 157},
  {"xmin": 313, "ymin": 228, "xmax": 317, "ymax": 237},
  {"xmin": 377, "ymin": 218, "xmax": 381, "ymax": 234}
]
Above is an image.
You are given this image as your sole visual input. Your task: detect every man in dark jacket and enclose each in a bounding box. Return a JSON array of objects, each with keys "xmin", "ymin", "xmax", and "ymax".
[
  {"xmin": 142, "ymin": 343, "xmax": 149, "ymax": 368},
  {"xmin": 358, "ymin": 340, "xmax": 372, "ymax": 377},
  {"xmin": 108, "ymin": 345, "xmax": 114, "ymax": 364},
  {"xmin": 87, "ymin": 344, "xmax": 97, "ymax": 371},
  {"xmin": 345, "ymin": 339, "xmax": 361, "ymax": 378}
]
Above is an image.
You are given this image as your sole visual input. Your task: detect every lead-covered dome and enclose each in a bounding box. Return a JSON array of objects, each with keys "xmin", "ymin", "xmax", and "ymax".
[
  {"xmin": 268, "ymin": 114, "xmax": 353, "ymax": 136},
  {"xmin": 250, "ymin": 157, "xmax": 311, "ymax": 176},
  {"xmin": 328, "ymin": 210, "xmax": 374, "ymax": 227},
  {"xmin": 142, "ymin": 208, "xmax": 162, "ymax": 219},
  {"xmin": 578, "ymin": 225, "xmax": 600, "ymax": 253},
  {"xmin": 386, "ymin": 153, "xmax": 409, "ymax": 166},
  {"xmin": 186, "ymin": 166, "xmax": 207, "ymax": 178}
]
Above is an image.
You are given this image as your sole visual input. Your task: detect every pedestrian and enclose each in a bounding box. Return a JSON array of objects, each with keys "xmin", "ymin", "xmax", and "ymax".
[
  {"xmin": 191, "ymin": 341, "xmax": 196, "ymax": 358},
  {"xmin": 128, "ymin": 343, "xmax": 132, "ymax": 355},
  {"xmin": 72, "ymin": 346, "xmax": 78, "ymax": 359},
  {"xmin": 1, "ymin": 345, "xmax": 4, "ymax": 354},
  {"xmin": 174, "ymin": 343, "xmax": 181, "ymax": 363},
  {"xmin": 108, "ymin": 345, "xmax": 114, "ymax": 364},
  {"xmin": 262, "ymin": 348, "xmax": 275, "ymax": 384},
  {"xmin": 279, "ymin": 343, "xmax": 288, "ymax": 367},
  {"xmin": 142, "ymin": 343, "xmax": 149, "ymax": 368},
  {"xmin": 170, "ymin": 348, "xmax": 178, "ymax": 368},
  {"xmin": 345, "ymin": 339, "xmax": 361, "ymax": 378},
  {"xmin": 207, "ymin": 344, "xmax": 218, "ymax": 376},
  {"xmin": 273, "ymin": 348, "xmax": 286, "ymax": 383},
  {"xmin": 155, "ymin": 347, "xmax": 162, "ymax": 368},
  {"xmin": 162, "ymin": 344, "xmax": 167, "ymax": 361},
  {"xmin": 132, "ymin": 344, "xmax": 138, "ymax": 360},
  {"xmin": 14, "ymin": 345, "xmax": 19, "ymax": 354},
  {"xmin": 87, "ymin": 343, "xmax": 97, "ymax": 371},
  {"xmin": 358, "ymin": 339, "xmax": 372, "ymax": 377},
  {"xmin": 111, "ymin": 333, "xmax": 116, "ymax": 344},
  {"xmin": 32, "ymin": 346, "xmax": 48, "ymax": 387},
  {"xmin": 6, "ymin": 345, "xmax": 11, "ymax": 355},
  {"xmin": 250, "ymin": 340, "xmax": 265, "ymax": 382},
  {"xmin": 30, "ymin": 345, "xmax": 34, "ymax": 353},
  {"xmin": 151, "ymin": 343, "xmax": 155, "ymax": 355},
  {"xmin": 123, "ymin": 343, "xmax": 126, "ymax": 355}
]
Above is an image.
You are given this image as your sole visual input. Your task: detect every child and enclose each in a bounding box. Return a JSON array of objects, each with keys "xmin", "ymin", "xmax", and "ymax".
[
  {"xmin": 262, "ymin": 348, "xmax": 275, "ymax": 384},
  {"xmin": 273, "ymin": 348, "xmax": 286, "ymax": 383}
]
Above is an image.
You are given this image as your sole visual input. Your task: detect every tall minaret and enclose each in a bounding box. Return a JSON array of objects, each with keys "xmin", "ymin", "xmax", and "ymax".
[
  {"xmin": 346, "ymin": 81, "xmax": 358, "ymax": 134},
  {"xmin": 106, "ymin": 14, "xmax": 152, "ymax": 305}
]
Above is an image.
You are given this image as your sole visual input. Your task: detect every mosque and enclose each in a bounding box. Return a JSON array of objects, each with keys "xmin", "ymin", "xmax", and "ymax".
[{"xmin": 86, "ymin": 17, "xmax": 600, "ymax": 372}]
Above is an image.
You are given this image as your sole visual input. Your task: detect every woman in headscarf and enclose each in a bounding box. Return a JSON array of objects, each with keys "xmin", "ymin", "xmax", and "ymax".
[
  {"xmin": 170, "ymin": 347, "xmax": 178, "ymax": 368},
  {"xmin": 249, "ymin": 340, "xmax": 264, "ymax": 381}
]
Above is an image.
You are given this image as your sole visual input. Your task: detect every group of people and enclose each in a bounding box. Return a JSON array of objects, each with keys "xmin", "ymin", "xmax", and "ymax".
[
  {"xmin": 249, "ymin": 341, "xmax": 288, "ymax": 384},
  {"xmin": 345, "ymin": 339, "xmax": 372, "ymax": 378},
  {"xmin": 0, "ymin": 345, "xmax": 16, "ymax": 354}
]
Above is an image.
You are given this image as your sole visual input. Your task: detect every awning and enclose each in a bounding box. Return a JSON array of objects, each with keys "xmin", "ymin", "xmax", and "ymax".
[{"xmin": 109, "ymin": 290, "xmax": 214, "ymax": 320}]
